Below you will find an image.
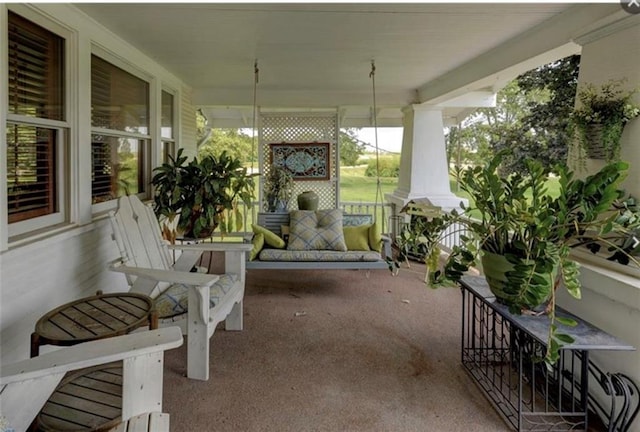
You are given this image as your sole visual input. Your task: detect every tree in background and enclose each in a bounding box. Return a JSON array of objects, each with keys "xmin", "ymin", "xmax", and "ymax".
[
  {"xmin": 476, "ymin": 80, "xmax": 549, "ymax": 175},
  {"xmin": 364, "ymin": 154, "xmax": 400, "ymax": 177},
  {"xmin": 446, "ymin": 121, "xmax": 491, "ymax": 168},
  {"xmin": 339, "ymin": 128, "xmax": 366, "ymax": 166},
  {"xmin": 447, "ymin": 55, "xmax": 579, "ymax": 174},
  {"xmin": 515, "ymin": 54, "xmax": 580, "ymax": 172},
  {"xmin": 199, "ymin": 129, "xmax": 258, "ymax": 164},
  {"xmin": 197, "ymin": 111, "xmax": 362, "ymax": 168}
]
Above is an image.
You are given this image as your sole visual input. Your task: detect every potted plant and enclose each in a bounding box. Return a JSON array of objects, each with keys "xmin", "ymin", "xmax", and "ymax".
[
  {"xmin": 571, "ymin": 79, "xmax": 639, "ymax": 162},
  {"xmin": 263, "ymin": 166, "xmax": 294, "ymax": 212},
  {"xmin": 405, "ymin": 151, "xmax": 639, "ymax": 364},
  {"xmin": 151, "ymin": 148, "xmax": 256, "ymax": 240},
  {"xmin": 582, "ymin": 195, "xmax": 640, "ymax": 273}
]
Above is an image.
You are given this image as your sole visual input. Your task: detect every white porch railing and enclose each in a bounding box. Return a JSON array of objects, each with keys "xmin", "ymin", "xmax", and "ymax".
[
  {"xmin": 439, "ymin": 217, "xmax": 473, "ymax": 254},
  {"xmin": 212, "ymin": 200, "xmax": 395, "ymax": 238}
]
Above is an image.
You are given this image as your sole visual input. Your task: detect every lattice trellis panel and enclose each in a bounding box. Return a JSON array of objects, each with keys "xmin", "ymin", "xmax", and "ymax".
[{"xmin": 259, "ymin": 112, "xmax": 339, "ymax": 211}]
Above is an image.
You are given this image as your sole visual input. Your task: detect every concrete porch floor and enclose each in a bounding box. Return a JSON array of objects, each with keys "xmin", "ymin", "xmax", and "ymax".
[{"xmin": 161, "ymin": 265, "xmax": 509, "ymax": 431}]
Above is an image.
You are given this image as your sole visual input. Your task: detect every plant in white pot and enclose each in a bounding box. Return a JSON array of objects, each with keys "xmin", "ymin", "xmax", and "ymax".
[{"xmin": 407, "ymin": 151, "xmax": 639, "ymax": 364}]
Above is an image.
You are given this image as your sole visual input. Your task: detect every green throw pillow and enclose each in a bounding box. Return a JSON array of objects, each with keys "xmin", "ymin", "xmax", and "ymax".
[
  {"xmin": 250, "ymin": 233, "xmax": 264, "ymax": 261},
  {"xmin": 368, "ymin": 219, "xmax": 382, "ymax": 252},
  {"xmin": 343, "ymin": 225, "xmax": 371, "ymax": 251},
  {"xmin": 252, "ymin": 224, "xmax": 286, "ymax": 249}
]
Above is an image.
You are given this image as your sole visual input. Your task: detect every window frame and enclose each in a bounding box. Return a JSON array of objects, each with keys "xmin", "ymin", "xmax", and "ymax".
[
  {"xmin": 5, "ymin": 8, "xmax": 71, "ymax": 239},
  {"xmin": 161, "ymin": 88, "xmax": 177, "ymax": 163},
  {"xmin": 90, "ymin": 49, "xmax": 152, "ymax": 213}
]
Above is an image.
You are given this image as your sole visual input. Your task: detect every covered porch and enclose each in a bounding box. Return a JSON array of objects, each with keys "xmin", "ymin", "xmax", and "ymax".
[
  {"xmin": 162, "ymin": 267, "xmax": 507, "ymax": 431},
  {"xmin": 1, "ymin": 3, "xmax": 639, "ymax": 431}
]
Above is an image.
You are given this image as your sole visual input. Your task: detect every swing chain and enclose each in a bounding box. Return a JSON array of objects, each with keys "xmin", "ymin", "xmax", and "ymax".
[{"xmin": 369, "ymin": 60, "xmax": 385, "ymax": 234}]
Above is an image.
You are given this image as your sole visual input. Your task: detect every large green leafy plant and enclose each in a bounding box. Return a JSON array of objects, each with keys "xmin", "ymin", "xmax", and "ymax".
[
  {"xmin": 152, "ymin": 148, "xmax": 256, "ymax": 240},
  {"xmin": 407, "ymin": 151, "xmax": 638, "ymax": 364}
]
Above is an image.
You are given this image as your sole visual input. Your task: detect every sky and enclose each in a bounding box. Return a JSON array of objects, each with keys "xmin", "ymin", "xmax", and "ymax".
[{"xmin": 354, "ymin": 127, "xmax": 403, "ymax": 154}]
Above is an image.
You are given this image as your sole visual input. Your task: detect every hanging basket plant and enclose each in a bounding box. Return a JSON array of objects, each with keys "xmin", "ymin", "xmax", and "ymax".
[{"xmin": 571, "ymin": 80, "xmax": 639, "ymax": 163}]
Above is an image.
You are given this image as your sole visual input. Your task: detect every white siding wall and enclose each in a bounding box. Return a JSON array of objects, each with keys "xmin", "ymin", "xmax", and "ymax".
[
  {"xmin": 0, "ymin": 4, "xmax": 192, "ymax": 364},
  {"xmin": 181, "ymin": 85, "xmax": 199, "ymax": 159},
  {"xmin": 0, "ymin": 220, "xmax": 126, "ymax": 360},
  {"xmin": 562, "ymin": 19, "xmax": 640, "ymax": 432}
]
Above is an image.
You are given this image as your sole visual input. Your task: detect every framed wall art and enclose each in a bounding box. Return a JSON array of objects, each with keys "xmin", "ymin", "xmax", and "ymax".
[{"xmin": 269, "ymin": 142, "xmax": 330, "ymax": 181}]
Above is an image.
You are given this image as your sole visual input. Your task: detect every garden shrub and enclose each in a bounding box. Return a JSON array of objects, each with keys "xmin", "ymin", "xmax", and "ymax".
[{"xmin": 365, "ymin": 154, "xmax": 400, "ymax": 177}]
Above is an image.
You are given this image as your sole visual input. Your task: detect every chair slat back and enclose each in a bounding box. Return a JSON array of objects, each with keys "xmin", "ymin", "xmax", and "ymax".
[{"xmin": 110, "ymin": 196, "xmax": 174, "ymax": 296}]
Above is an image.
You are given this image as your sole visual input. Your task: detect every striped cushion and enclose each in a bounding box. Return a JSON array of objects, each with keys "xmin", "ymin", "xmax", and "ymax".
[
  {"xmin": 287, "ymin": 210, "xmax": 347, "ymax": 251},
  {"xmin": 154, "ymin": 274, "xmax": 238, "ymax": 319}
]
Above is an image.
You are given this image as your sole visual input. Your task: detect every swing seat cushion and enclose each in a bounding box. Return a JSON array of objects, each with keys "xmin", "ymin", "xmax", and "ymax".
[
  {"xmin": 247, "ymin": 212, "xmax": 388, "ymax": 267},
  {"xmin": 257, "ymin": 249, "xmax": 382, "ymax": 262},
  {"xmin": 287, "ymin": 210, "xmax": 347, "ymax": 251}
]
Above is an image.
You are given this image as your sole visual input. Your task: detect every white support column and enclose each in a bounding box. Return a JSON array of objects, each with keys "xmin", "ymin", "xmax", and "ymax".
[{"xmin": 386, "ymin": 104, "xmax": 466, "ymax": 213}]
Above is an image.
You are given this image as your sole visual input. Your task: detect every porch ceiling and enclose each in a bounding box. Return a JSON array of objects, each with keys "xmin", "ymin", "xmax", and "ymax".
[{"xmin": 75, "ymin": 3, "xmax": 605, "ymax": 127}]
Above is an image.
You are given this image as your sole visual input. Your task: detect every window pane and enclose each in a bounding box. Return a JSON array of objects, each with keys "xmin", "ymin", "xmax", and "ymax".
[
  {"xmin": 91, "ymin": 135, "xmax": 146, "ymax": 203},
  {"xmin": 8, "ymin": 12, "xmax": 64, "ymax": 120},
  {"xmin": 162, "ymin": 140, "xmax": 175, "ymax": 163},
  {"xmin": 91, "ymin": 55, "xmax": 149, "ymax": 134},
  {"xmin": 7, "ymin": 124, "xmax": 57, "ymax": 222},
  {"xmin": 161, "ymin": 91, "xmax": 174, "ymax": 139}
]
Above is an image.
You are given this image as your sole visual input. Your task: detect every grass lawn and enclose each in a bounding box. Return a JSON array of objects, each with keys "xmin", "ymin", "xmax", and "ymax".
[
  {"xmin": 340, "ymin": 166, "xmax": 397, "ymax": 202},
  {"xmin": 339, "ymin": 166, "xmax": 562, "ymax": 217}
]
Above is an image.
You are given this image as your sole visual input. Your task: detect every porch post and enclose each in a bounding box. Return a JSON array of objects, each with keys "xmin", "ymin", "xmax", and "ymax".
[{"xmin": 386, "ymin": 104, "xmax": 466, "ymax": 214}]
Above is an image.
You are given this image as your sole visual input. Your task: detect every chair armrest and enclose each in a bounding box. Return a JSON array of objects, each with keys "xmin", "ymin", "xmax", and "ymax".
[
  {"xmin": 1, "ymin": 327, "xmax": 183, "ymax": 385},
  {"xmin": 109, "ymin": 262, "xmax": 220, "ymax": 287},
  {"xmin": 168, "ymin": 243, "xmax": 252, "ymax": 253}
]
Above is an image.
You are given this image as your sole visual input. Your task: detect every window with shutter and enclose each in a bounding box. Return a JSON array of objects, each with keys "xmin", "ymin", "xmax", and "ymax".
[
  {"xmin": 90, "ymin": 55, "xmax": 149, "ymax": 204},
  {"xmin": 6, "ymin": 12, "xmax": 65, "ymax": 225}
]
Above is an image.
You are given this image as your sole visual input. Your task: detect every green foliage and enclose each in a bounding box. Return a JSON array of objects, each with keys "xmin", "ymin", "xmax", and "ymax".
[
  {"xmin": 447, "ymin": 55, "xmax": 580, "ymax": 174},
  {"xmin": 514, "ymin": 55, "xmax": 581, "ymax": 172},
  {"xmin": 199, "ymin": 129, "xmax": 258, "ymax": 163},
  {"xmin": 262, "ymin": 166, "xmax": 294, "ymax": 211},
  {"xmin": 364, "ymin": 154, "xmax": 400, "ymax": 177},
  {"xmin": 196, "ymin": 109, "xmax": 209, "ymax": 146},
  {"xmin": 339, "ymin": 128, "xmax": 366, "ymax": 166},
  {"xmin": 446, "ymin": 124, "xmax": 490, "ymax": 168},
  {"xmin": 404, "ymin": 150, "xmax": 637, "ymax": 365},
  {"xmin": 470, "ymin": 80, "xmax": 541, "ymax": 174},
  {"xmin": 151, "ymin": 148, "xmax": 256, "ymax": 239}
]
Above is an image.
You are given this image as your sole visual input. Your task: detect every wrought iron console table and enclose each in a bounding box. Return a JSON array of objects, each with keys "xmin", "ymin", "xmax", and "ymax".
[{"xmin": 460, "ymin": 276, "xmax": 638, "ymax": 432}]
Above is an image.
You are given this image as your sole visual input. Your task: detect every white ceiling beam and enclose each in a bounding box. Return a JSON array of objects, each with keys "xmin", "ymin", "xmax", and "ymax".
[
  {"xmin": 433, "ymin": 91, "xmax": 496, "ymax": 109},
  {"xmin": 193, "ymin": 88, "xmax": 414, "ymax": 109}
]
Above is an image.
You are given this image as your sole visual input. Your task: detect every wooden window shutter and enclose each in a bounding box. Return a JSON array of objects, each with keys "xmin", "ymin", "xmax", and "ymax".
[
  {"xmin": 7, "ymin": 11, "xmax": 64, "ymax": 120},
  {"xmin": 7, "ymin": 12, "xmax": 63, "ymax": 223}
]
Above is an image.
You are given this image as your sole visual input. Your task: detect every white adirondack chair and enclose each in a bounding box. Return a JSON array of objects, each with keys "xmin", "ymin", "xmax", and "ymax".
[
  {"xmin": 0, "ymin": 327, "xmax": 182, "ymax": 432},
  {"xmin": 108, "ymin": 195, "xmax": 252, "ymax": 381}
]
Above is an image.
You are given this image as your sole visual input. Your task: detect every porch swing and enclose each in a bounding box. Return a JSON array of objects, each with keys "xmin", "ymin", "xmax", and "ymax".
[{"xmin": 245, "ymin": 61, "xmax": 392, "ymax": 271}]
